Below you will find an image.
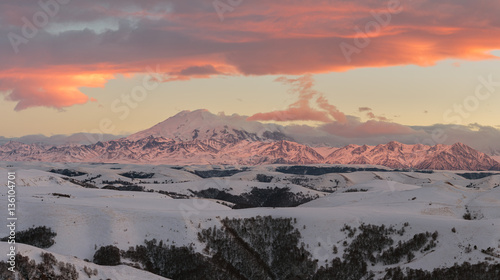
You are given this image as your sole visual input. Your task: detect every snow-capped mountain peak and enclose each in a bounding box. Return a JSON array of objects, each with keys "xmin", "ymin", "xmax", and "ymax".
[
  {"xmin": 127, "ymin": 109, "xmax": 292, "ymax": 143},
  {"xmin": 0, "ymin": 110, "xmax": 499, "ymax": 170}
]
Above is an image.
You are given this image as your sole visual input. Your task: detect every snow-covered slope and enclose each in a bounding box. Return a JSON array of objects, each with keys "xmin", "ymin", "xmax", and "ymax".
[
  {"xmin": 0, "ymin": 243, "xmax": 170, "ymax": 280},
  {"xmin": 0, "ymin": 163, "xmax": 499, "ymax": 279}
]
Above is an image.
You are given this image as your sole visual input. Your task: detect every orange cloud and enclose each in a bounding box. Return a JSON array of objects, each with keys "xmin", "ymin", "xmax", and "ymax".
[
  {"xmin": 248, "ymin": 75, "xmax": 346, "ymax": 123},
  {"xmin": 0, "ymin": 67, "xmax": 116, "ymax": 110}
]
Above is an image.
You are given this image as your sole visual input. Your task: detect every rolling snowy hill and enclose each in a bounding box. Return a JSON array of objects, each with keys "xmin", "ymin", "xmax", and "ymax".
[{"xmin": 1, "ymin": 162, "xmax": 499, "ymax": 279}]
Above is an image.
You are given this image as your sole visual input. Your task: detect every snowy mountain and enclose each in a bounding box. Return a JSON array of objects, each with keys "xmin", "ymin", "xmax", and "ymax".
[
  {"xmin": 0, "ymin": 133, "xmax": 124, "ymax": 146},
  {"xmin": 0, "ymin": 110, "xmax": 499, "ymax": 170},
  {"xmin": 325, "ymin": 141, "xmax": 500, "ymax": 171},
  {"xmin": 127, "ymin": 109, "xmax": 292, "ymax": 143}
]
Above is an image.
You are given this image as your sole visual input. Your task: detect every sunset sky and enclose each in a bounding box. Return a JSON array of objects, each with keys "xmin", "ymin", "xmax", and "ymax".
[{"xmin": 1, "ymin": 0, "xmax": 500, "ymax": 145}]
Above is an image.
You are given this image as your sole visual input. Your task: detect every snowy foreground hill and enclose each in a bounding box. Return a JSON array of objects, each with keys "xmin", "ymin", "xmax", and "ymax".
[{"xmin": 1, "ymin": 162, "xmax": 500, "ymax": 279}]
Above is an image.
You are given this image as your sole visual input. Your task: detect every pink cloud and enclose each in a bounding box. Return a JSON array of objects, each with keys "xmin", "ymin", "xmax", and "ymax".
[
  {"xmin": 248, "ymin": 75, "xmax": 347, "ymax": 123},
  {"xmin": 247, "ymin": 107, "xmax": 332, "ymax": 122},
  {"xmin": 322, "ymin": 120, "xmax": 415, "ymax": 138},
  {"xmin": 366, "ymin": 111, "xmax": 390, "ymax": 122},
  {"xmin": 248, "ymin": 74, "xmax": 412, "ymax": 137}
]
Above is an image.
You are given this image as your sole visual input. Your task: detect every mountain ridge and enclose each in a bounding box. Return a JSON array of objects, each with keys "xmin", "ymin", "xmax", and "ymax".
[{"xmin": 1, "ymin": 110, "xmax": 499, "ymax": 171}]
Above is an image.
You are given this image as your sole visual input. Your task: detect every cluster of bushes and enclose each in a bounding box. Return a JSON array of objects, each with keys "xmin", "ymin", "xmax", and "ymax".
[
  {"xmin": 93, "ymin": 245, "xmax": 121, "ymax": 266},
  {"xmin": 192, "ymin": 168, "xmax": 248, "ymax": 178},
  {"xmin": 463, "ymin": 205, "xmax": 484, "ymax": 220},
  {"xmin": 276, "ymin": 166, "xmax": 390, "ymax": 175},
  {"xmin": 383, "ymin": 262, "xmax": 500, "ymax": 279},
  {"xmin": 1, "ymin": 226, "xmax": 57, "ymax": 249},
  {"xmin": 457, "ymin": 172, "xmax": 495, "ymax": 180},
  {"xmin": 82, "ymin": 174, "xmax": 101, "ymax": 184},
  {"xmin": 344, "ymin": 188, "xmax": 369, "ymax": 193},
  {"xmin": 61, "ymin": 177, "xmax": 97, "ymax": 188},
  {"xmin": 122, "ymin": 240, "xmax": 218, "ymax": 279},
  {"xmin": 315, "ymin": 223, "xmax": 439, "ymax": 280},
  {"xmin": 0, "ymin": 252, "xmax": 78, "ymax": 280},
  {"xmin": 49, "ymin": 169, "xmax": 86, "ymax": 177},
  {"xmin": 190, "ymin": 187, "xmax": 318, "ymax": 208},
  {"xmin": 157, "ymin": 190, "xmax": 192, "ymax": 199},
  {"xmin": 341, "ymin": 224, "xmax": 437, "ymax": 266},
  {"xmin": 102, "ymin": 185, "xmax": 145, "ymax": 192},
  {"xmin": 119, "ymin": 171, "xmax": 155, "ymax": 179},
  {"xmin": 380, "ymin": 231, "xmax": 438, "ymax": 265},
  {"xmin": 102, "ymin": 179, "xmax": 134, "ymax": 185},
  {"xmin": 255, "ymin": 174, "xmax": 274, "ymax": 183}
]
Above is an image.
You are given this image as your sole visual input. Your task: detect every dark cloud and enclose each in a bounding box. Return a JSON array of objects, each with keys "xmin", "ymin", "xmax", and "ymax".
[{"xmin": 1, "ymin": 0, "xmax": 500, "ymax": 110}]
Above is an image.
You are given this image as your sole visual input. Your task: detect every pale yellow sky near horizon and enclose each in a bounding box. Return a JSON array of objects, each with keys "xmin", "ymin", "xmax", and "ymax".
[{"xmin": 1, "ymin": 59, "xmax": 500, "ymax": 138}]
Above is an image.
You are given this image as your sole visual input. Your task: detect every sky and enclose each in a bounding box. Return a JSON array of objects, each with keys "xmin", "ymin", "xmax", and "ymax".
[{"xmin": 1, "ymin": 0, "xmax": 500, "ymax": 151}]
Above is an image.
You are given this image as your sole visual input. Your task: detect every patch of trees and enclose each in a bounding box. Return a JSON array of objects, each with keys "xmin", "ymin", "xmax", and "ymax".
[
  {"xmin": 276, "ymin": 166, "xmax": 390, "ymax": 175},
  {"xmin": 102, "ymin": 185, "xmax": 145, "ymax": 192},
  {"xmin": 157, "ymin": 190, "xmax": 192, "ymax": 199},
  {"xmin": 315, "ymin": 223, "xmax": 438, "ymax": 279},
  {"xmin": 481, "ymin": 247, "xmax": 500, "ymax": 258},
  {"xmin": 192, "ymin": 168, "xmax": 249, "ymax": 178},
  {"xmin": 49, "ymin": 168, "xmax": 86, "ymax": 177},
  {"xmin": 198, "ymin": 216, "xmax": 317, "ymax": 279},
  {"xmin": 82, "ymin": 174, "xmax": 101, "ymax": 184},
  {"xmin": 286, "ymin": 177, "xmax": 314, "ymax": 188},
  {"xmin": 119, "ymin": 171, "xmax": 155, "ymax": 179},
  {"xmin": 52, "ymin": 192, "xmax": 71, "ymax": 198},
  {"xmin": 190, "ymin": 187, "xmax": 318, "ymax": 208},
  {"xmin": 84, "ymin": 218, "xmax": 498, "ymax": 280},
  {"xmin": 1, "ymin": 226, "xmax": 57, "ymax": 249},
  {"xmin": 170, "ymin": 166, "xmax": 184, "ymax": 170},
  {"xmin": 395, "ymin": 169, "xmax": 434, "ymax": 174},
  {"xmin": 383, "ymin": 262, "xmax": 500, "ymax": 280},
  {"xmin": 93, "ymin": 245, "xmax": 121, "ymax": 266},
  {"xmin": 256, "ymin": 174, "xmax": 274, "ymax": 183},
  {"xmin": 0, "ymin": 252, "xmax": 78, "ymax": 280},
  {"xmin": 118, "ymin": 216, "xmax": 317, "ymax": 279},
  {"xmin": 379, "ymin": 231, "xmax": 438, "ymax": 265},
  {"xmin": 102, "ymin": 179, "xmax": 134, "ymax": 185},
  {"xmin": 457, "ymin": 172, "xmax": 496, "ymax": 179},
  {"xmin": 344, "ymin": 188, "xmax": 369, "ymax": 193},
  {"xmin": 122, "ymin": 240, "xmax": 220, "ymax": 279},
  {"xmin": 61, "ymin": 177, "xmax": 97, "ymax": 188}
]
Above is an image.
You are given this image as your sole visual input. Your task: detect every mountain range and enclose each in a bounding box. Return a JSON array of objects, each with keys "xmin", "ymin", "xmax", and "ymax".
[{"xmin": 1, "ymin": 109, "xmax": 499, "ymax": 171}]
